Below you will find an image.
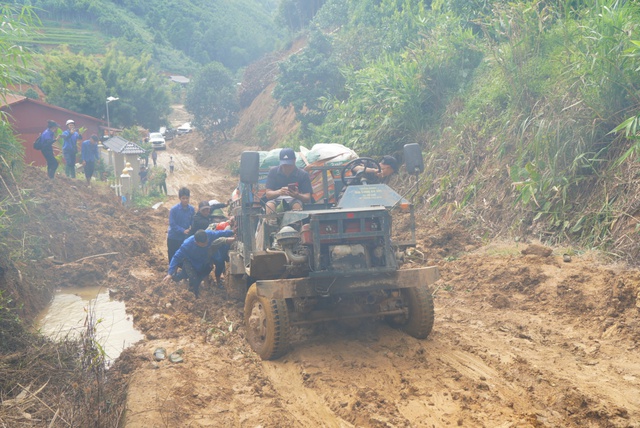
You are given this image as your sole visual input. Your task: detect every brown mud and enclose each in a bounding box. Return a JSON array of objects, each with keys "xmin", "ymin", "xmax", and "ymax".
[{"xmin": 121, "ymin": 133, "xmax": 640, "ymax": 427}]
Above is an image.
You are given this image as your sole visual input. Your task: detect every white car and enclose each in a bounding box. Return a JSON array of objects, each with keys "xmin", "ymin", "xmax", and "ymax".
[
  {"xmin": 176, "ymin": 122, "xmax": 192, "ymax": 135},
  {"xmin": 149, "ymin": 132, "xmax": 166, "ymax": 150}
]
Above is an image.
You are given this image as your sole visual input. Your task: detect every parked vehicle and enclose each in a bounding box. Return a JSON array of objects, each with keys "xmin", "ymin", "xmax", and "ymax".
[
  {"xmin": 160, "ymin": 126, "xmax": 176, "ymax": 140},
  {"xmin": 149, "ymin": 132, "xmax": 166, "ymax": 150},
  {"xmin": 226, "ymin": 143, "xmax": 439, "ymax": 359},
  {"xmin": 176, "ymin": 122, "xmax": 192, "ymax": 135}
]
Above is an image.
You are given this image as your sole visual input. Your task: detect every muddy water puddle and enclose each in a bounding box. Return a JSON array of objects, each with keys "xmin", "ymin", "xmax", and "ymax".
[{"xmin": 36, "ymin": 286, "xmax": 144, "ymax": 364}]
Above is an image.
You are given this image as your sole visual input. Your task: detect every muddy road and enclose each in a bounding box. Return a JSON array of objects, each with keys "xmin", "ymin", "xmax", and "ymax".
[{"xmin": 121, "ymin": 134, "xmax": 640, "ymax": 427}]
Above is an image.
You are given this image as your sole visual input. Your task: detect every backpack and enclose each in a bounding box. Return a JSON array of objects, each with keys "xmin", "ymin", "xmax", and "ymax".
[{"xmin": 33, "ymin": 135, "xmax": 44, "ymax": 150}]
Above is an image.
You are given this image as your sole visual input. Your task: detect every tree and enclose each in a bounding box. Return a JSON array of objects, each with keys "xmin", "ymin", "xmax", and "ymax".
[
  {"xmin": 101, "ymin": 49, "xmax": 171, "ymax": 130},
  {"xmin": 24, "ymin": 88, "xmax": 39, "ymax": 99},
  {"xmin": 185, "ymin": 62, "xmax": 239, "ymax": 140},
  {"xmin": 273, "ymin": 29, "xmax": 345, "ymax": 133},
  {"xmin": 41, "ymin": 48, "xmax": 107, "ymax": 118},
  {"xmin": 40, "ymin": 47, "xmax": 171, "ymax": 130},
  {"xmin": 277, "ymin": 0, "xmax": 326, "ymax": 32}
]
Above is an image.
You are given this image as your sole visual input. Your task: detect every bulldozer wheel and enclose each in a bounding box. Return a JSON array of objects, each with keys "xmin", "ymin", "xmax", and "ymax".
[
  {"xmin": 244, "ymin": 284, "xmax": 290, "ymax": 360},
  {"xmin": 389, "ymin": 285, "xmax": 434, "ymax": 339}
]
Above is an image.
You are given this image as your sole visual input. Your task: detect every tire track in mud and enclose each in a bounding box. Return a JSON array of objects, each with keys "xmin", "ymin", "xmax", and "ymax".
[
  {"xmin": 123, "ymin": 139, "xmax": 640, "ymax": 427},
  {"xmin": 433, "ymin": 248, "xmax": 640, "ymax": 427}
]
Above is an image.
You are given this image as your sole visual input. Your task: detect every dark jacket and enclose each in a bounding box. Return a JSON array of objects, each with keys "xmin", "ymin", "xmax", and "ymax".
[
  {"xmin": 41, "ymin": 128, "xmax": 57, "ymax": 150},
  {"xmin": 190, "ymin": 212, "xmax": 213, "ymax": 235}
]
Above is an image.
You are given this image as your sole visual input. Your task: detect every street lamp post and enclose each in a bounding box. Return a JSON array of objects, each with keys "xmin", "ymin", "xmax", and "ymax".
[{"xmin": 106, "ymin": 96, "xmax": 119, "ymax": 138}]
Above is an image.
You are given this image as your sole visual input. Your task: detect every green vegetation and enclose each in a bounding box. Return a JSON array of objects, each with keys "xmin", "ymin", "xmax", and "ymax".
[
  {"xmin": 40, "ymin": 48, "xmax": 172, "ymax": 130},
  {"xmin": 272, "ymin": 0, "xmax": 640, "ymax": 259},
  {"xmin": 273, "ymin": 29, "xmax": 344, "ymax": 134},
  {"xmin": 185, "ymin": 62, "xmax": 239, "ymax": 140},
  {"xmin": 255, "ymin": 120, "xmax": 274, "ymax": 148},
  {"xmin": 8, "ymin": 0, "xmax": 284, "ymax": 131},
  {"xmin": 0, "ymin": 5, "xmax": 34, "ymax": 170},
  {"xmin": 18, "ymin": 22, "xmax": 108, "ymax": 54},
  {"xmin": 12, "ymin": 0, "xmax": 283, "ymax": 72},
  {"xmin": 276, "ymin": 0, "xmax": 326, "ymax": 32}
]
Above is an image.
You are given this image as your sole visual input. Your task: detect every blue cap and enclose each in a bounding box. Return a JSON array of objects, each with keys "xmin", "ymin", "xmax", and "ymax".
[{"xmin": 279, "ymin": 148, "xmax": 296, "ymax": 165}]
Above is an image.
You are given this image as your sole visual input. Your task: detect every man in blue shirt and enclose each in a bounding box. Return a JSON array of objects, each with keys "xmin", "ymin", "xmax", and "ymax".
[
  {"xmin": 264, "ymin": 148, "xmax": 312, "ymax": 214},
  {"xmin": 167, "ymin": 187, "xmax": 195, "ymax": 262},
  {"xmin": 163, "ymin": 229, "xmax": 234, "ymax": 298},
  {"xmin": 61, "ymin": 119, "xmax": 81, "ymax": 178},
  {"xmin": 81, "ymin": 135, "xmax": 100, "ymax": 187},
  {"xmin": 40, "ymin": 120, "xmax": 59, "ymax": 179}
]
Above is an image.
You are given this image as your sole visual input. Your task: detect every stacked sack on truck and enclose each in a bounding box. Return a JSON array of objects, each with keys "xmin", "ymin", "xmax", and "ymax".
[{"xmin": 299, "ymin": 144, "xmax": 358, "ymax": 204}]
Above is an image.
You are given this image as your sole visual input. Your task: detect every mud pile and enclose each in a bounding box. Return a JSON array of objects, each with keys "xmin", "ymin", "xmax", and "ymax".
[
  {"xmin": 0, "ymin": 166, "xmax": 159, "ymax": 427},
  {"xmin": 2, "ymin": 167, "xmax": 155, "ymax": 319}
]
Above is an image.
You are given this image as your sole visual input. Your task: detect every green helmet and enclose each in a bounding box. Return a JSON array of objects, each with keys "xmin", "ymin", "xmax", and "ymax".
[{"xmin": 211, "ymin": 208, "xmax": 226, "ymax": 218}]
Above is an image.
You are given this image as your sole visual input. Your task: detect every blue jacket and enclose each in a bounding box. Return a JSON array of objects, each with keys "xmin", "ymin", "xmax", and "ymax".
[
  {"xmin": 168, "ymin": 229, "xmax": 234, "ymax": 275},
  {"xmin": 81, "ymin": 140, "xmax": 100, "ymax": 163},
  {"xmin": 41, "ymin": 128, "xmax": 57, "ymax": 149},
  {"xmin": 61, "ymin": 130, "xmax": 81, "ymax": 153},
  {"xmin": 167, "ymin": 203, "xmax": 195, "ymax": 240}
]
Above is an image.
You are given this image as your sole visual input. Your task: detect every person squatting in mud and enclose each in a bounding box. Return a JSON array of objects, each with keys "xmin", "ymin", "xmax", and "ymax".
[
  {"xmin": 208, "ymin": 206, "xmax": 233, "ymax": 287},
  {"xmin": 190, "ymin": 201, "xmax": 214, "ymax": 235},
  {"xmin": 167, "ymin": 187, "xmax": 194, "ymax": 262},
  {"xmin": 190, "ymin": 201, "xmax": 234, "ymax": 286},
  {"xmin": 163, "ymin": 229, "xmax": 235, "ymax": 298},
  {"xmin": 190, "ymin": 200, "xmax": 229, "ymax": 235}
]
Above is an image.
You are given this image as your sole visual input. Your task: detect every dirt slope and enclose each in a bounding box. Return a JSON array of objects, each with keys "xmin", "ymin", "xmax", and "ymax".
[{"xmin": 120, "ymin": 133, "xmax": 640, "ymax": 427}]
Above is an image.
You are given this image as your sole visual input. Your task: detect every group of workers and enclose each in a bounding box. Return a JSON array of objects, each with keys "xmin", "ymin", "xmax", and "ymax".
[
  {"xmin": 38, "ymin": 119, "xmax": 101, "ymax": 185},
  {"xmin": 163, "ymin": 148, "xmax": 399, "ymax": 298},
  {"xmin": 163, "ymin": 187, "xmax": 234, "ymax": 298}
]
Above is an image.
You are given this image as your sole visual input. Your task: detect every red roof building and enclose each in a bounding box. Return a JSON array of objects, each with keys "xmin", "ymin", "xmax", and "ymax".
[{"xmin": 1, "ymin": 95, "xmax": 105, "ymax": 166}]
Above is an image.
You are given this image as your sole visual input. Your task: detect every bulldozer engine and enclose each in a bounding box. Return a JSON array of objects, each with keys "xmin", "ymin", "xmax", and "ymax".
[
  {"xmin": 276, "ymin": 225, "xmax": 308, "ymax": 266},
  {"xmin": 329, "ymin": 244, "xmax": 368, "ymax": 270}
]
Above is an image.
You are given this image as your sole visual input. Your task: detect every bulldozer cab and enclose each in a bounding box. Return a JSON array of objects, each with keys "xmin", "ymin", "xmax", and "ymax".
[
  {"xmin": 237, "ymin": 143, "xmax": 423, "ymax": 210},
  {"xmin": 235, "ymin": 143, "xmax": 424, "ymax": 253}
]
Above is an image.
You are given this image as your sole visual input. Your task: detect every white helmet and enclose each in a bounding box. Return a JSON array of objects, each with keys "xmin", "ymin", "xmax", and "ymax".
[{"xmin": 66, "ymin": 119, "xmax": 75, "ymax": 126}]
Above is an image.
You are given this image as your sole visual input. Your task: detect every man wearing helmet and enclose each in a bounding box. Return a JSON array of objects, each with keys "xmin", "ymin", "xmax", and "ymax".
[{"xmin": 61, "ymin": 119, "xmax": 81, "ymax": 178}]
